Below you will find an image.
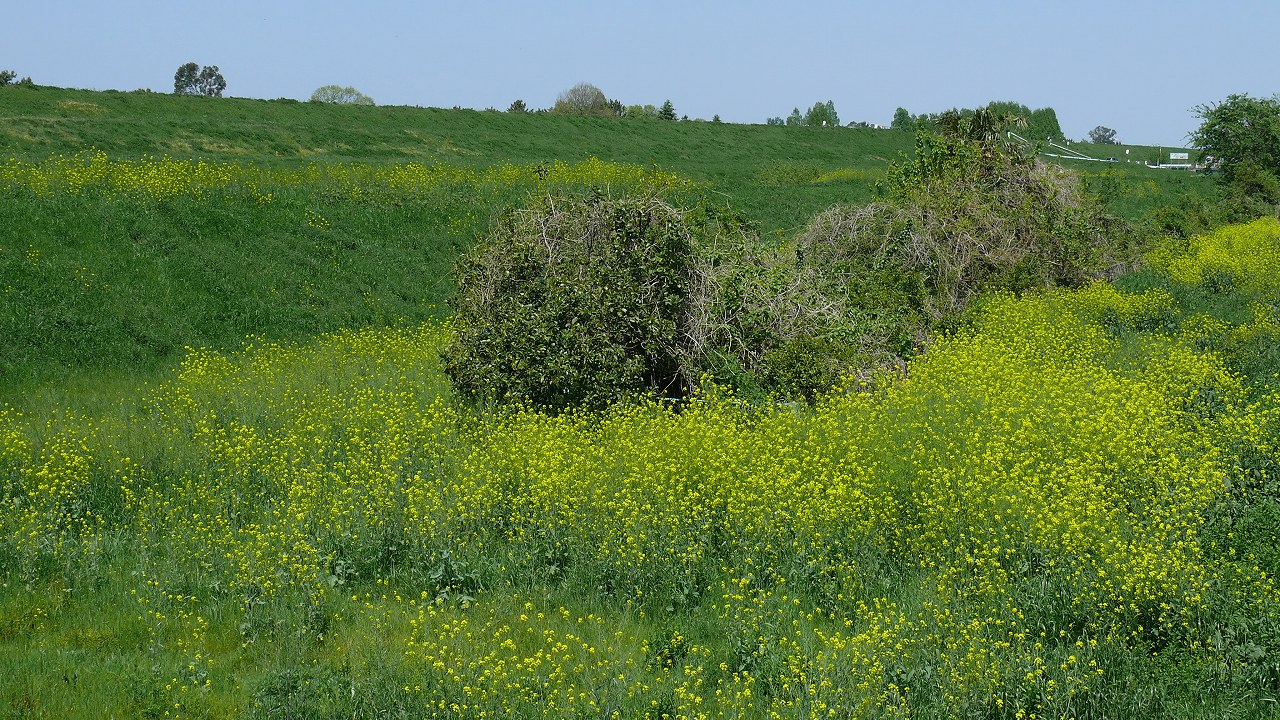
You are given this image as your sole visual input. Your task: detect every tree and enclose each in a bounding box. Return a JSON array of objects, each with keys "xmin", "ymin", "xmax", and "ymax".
[
  {"xmin": 174, "ymin": 62, "xmax": 225, "ymax": 97},
  {"xmin": 0, "ymin": 70, "xmax": 16, "ymax": 87},
  {"xmin": 197, "ymin": 66, "xmax": 226, "ymax": 97},
  {"xmin": 173, "ymin": 62, "xmax": 199, "ymax": 94},
  {"xmin": 658, "ymin": 99, "xmax": 677, "ymax": 121},
  {"xmin": 507, "ymin": 99, "xmax": 528, "ymax": 113},
  {"xmin": 625, "ymin": 104, "xmax": 659, "ymax": 119},
  {"xmin": 803, "ymin": 100, "xmax": 839, "ymax": 128},
  {"xmin": 786, "ymin": 108, "xmax": 803, "ymax": 126},
  {"xmin": 766, "ymin": 116, "xmax": 784, "ymax": 126},
  {"xmin": 552, "ymin": 82, "xmax": 610, "ymax": 116},
  {"xmin": 891, "ymin": 107, "xmax": 914, "ymax": 131},
  {"xmin": 1088, "ymin": 126, "xmax": 1118, "ymax": 144},
  {"xmin": 310, "ymin": 85, "xmax": 375, "ymax": 105},
  {"xmin": 1191, "ymin": 93, "xmax": 1280, "ymax": 182}
]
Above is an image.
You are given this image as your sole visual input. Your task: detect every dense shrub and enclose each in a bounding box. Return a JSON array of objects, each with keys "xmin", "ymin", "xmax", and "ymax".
[
  {"xmin": 696, "ymin": 110, "xmax": 1137, "ymax": 394},
  {"xmin": 446, "ymin": 111, "xmax": 1137, "ymax": 406},
  {"xmin": 444, "ymin": 194, "xmax": 703, "ymax": 409}
]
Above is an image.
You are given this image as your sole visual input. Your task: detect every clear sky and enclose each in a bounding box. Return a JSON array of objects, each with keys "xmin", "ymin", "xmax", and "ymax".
[{"xmin": 7, "ymin": 1, "xmax": 1277, "ymax": 146}]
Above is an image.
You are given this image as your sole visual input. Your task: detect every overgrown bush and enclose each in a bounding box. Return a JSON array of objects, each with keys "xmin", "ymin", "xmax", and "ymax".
[
  {"xmin": 444, "ymin": 193, "xmax": 706, "ymax": 409},
  {"xmin": 446, "ymin": 111, "xmax": 1138, "ymax": 407},
  {"xmin": 696, "ymin": 110, "xmax": 1137, "ymax": 395}
]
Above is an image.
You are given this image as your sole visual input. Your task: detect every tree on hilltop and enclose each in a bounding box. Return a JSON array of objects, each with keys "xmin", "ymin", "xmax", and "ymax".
[
  {"xmin": 507, "ymin": 99, "xmax": 528, "ymax": 113},
  {"xmin": 891, "ymin": 107, "xmax": 914, "ymax": 131},
  {"xmin": 552, "ymin": 82, "xmax": 611, "ymax": 116},
  {"xmin": 1088, "ymin": 126, "xmax": 1118, "ymax": 144},
  {"xmin": 804, "ymin": 100, "xmax": 839, "ymax": 127},
  {"xmin": 310, "ymin": 85, "xmax": 375, "ymax": 105},
  {"xmin": 659, "ymin": 99, "xmax": 677, "ymax": 121},
  {"xmin": 174, "ymin": 62, "xmax": 225, "ymax": 97}
]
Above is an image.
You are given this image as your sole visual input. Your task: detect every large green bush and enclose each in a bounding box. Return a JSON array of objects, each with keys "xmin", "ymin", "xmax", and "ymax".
[{"xmin": 444, "ymin": 194, "xmax": 701, "ymax": 409}]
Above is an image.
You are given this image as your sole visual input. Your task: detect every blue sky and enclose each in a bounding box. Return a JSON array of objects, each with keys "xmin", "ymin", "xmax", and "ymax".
[{"xmin": 8, "ymin": 1, "xmax": 1277, "ymax": 146}]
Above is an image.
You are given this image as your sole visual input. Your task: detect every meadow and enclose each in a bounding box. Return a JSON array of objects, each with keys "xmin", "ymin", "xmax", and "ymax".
[{"xmin": 2, "ymin": 87, "xmax": 1276, "ymax": 718}]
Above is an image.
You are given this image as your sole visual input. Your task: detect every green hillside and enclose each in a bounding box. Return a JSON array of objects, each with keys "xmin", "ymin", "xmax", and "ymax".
[
  {"xmin": 0, "ymin": 85, "xmax": 1219, "ymax": 397},
  {"xmin": 6, "ymin": 86, "xmax": 1280, "ymax": 719}
]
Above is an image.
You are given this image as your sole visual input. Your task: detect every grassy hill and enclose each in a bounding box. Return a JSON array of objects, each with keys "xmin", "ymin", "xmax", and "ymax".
[
  {"xmin": 6, "ymin": 87, "xmax": 1280, "ymax": 719},
  {"xmin": 1, "ymin": 85, "xmax": 1211, "ymax": 230},
  {"xmin": 0, "ymin": 85, "xmax": 1219, "ymax": 398}
]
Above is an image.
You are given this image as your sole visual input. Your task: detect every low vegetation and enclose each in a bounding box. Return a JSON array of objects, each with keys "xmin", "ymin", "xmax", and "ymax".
[
  {"xmin": 2, "ymin": 85, "xmax": 1278, "ymax": 718},
  {"xmin": 4, "ymin": 220, "xmax": 1280, "ymax": 717}
]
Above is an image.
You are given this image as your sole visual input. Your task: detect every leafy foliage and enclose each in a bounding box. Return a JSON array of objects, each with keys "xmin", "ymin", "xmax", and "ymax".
[
  {"xmin": 659, "ymin": 99, "xmax": 677, "ymax": 121},
  {"xmin": 173, "ymin": 62, "xmax": 225, "ymax": 97},
  {"xmin": 507, "ymin": 98, "xmax": 528, "ymax": 113},
  {"xmin": 891, "ymin": 107, "xmax": 914, "ymax": 131},
  {"xmin": 444, "ymin": 194, "xmax": 701, "ymax": 409},
  {"xmin": 309, "ymin": 84, "xmax": 374, "ymax": 105},
  {"xmin": 778, "ymin": 101, "xmax": 841, "ymax": 128},
  {"xmin": 719, "ymin": 107, "xmax": 1135, "ymax": 390},
  {"xmin": 1089, "ymin": 125, "xmax": 1118, "ymax": 144},
  {"xmin": 1191, "ymin": 93, "xmax": 1280, "ymax": 183},
  {"xmin": 0, "ymin": 70, "xmax": 15, "ymax": 87},
  {"xmin": 804, "ymin": 100, "xmax": 840, "ymax": 127},
  {"xmin": 1190, "ymin": 93, "xmax": 1280, "ymax": 220},
  {"xmin": 551, "ymin": 82, "xmax": 611, "ymax": 116}
]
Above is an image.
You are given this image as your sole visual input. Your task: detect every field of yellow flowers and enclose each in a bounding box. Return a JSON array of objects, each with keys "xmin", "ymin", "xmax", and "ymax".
[{"xmin": 2, "ymin": 155, "xmax": 1280, "ymax": 718}]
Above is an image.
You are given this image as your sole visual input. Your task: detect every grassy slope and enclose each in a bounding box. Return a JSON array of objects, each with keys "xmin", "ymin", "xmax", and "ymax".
[
  {"xmin": 1, "ymin": 85, "xmax": 1209, "ymax": 230},
  {"xmin": 1, "ymin": 85, "xmax": 906, "ymax": 229},
  {"xmin": 5, "ymin": 88, "xmax": 1280, "ymax": 720},
  {"xmin": 0, "ymin": 85, "xmax": 1220, "ymax": 399}
]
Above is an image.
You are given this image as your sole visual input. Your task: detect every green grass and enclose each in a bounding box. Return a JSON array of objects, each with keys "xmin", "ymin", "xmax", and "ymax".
[
  {"xmin": 1, "ymin": 84, "xmax": 1278, "ymax": 718},
  {"xmin": 0, "ymin": 85, "xmax": 907, "ymax": 235},
  {"xmin": 0, "ymin": 85, "xmax": 1222, "ymax": 400}
]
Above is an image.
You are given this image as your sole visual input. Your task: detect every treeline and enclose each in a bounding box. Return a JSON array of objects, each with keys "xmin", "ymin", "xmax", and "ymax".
[{"xmin": 891, "ymin": 100, "xmax": 1065, "ymax": 142}]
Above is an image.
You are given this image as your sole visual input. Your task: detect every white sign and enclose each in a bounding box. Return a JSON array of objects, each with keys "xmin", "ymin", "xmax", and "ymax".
[{"xmin": 1170, "ymin": 152, "xmax": 1190, "ymax": 160}]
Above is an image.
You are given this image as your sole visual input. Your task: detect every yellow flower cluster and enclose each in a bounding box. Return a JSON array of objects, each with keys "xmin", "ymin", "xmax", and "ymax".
[
  {"xmin": 0, "ymin": 149, "xmax": 245, "ymax": 200},
  {"xmin": 0, "ymin": 151, "xmax": 692, "ymax": 203},
  {"xmin": 1150, "ymin": 216, "xmax": 1280, "ymax": 297}
]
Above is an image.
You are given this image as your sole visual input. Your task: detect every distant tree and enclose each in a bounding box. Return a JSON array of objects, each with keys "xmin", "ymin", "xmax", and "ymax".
[
  {"xmin": 891, "ymin": 107, "xmax": 914, "ymax": 131},
  {"xmin": 1088, "ymin": 125, "xmax": 1118, "ymax": 144},
  {"xmin": 658, "ymin": 99, "xmax": 677, "ymax": 121},
  {"xmin": 197, "ymin": 66, "xmax": 226, "ymax": 97},
  {"xmin": 174, "ymin": 62, "xmax": 225, "ymax": 97},
  {"xmin": 0, "ymin": 70, "xmax": 16, "ymax": 87},
  {"xmin": 803, "ymin": 100, "xmax": 839, "ymax": 127},
  {"xmin": 786, "ymin": 107, "xmax": 803, "ymax": 126},
  {"xmin": 766, "ymin": 116, "xmax": 784, "ymax": 126},
  {"xmin": 552, "ymin": 82, "xmax": 610, "ymax": 116},
  {"xmin": 625, "ymin": 104, "xmax": 659, "ymax": 119},
  {"xmin": 712, "ymin": 114, "xmax": 721, "ymax": 123},
  {"xmin": 606, "ymin": 98, "xmax": 624, "ymax": 117},
  {"xmin": 1191, "ymin": 93, "xmax": 1280, "ymax": 182},
  {"xmin": 173, "ymin": 62, "xmax": 199, "ymax": 94},
  {"xmin": 310, "ymin": 85, "xmax": 375, "ymax": 105},
  {"xmin": 507, "ymin": 99, "xmax": 528, "ymax": 113}
]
